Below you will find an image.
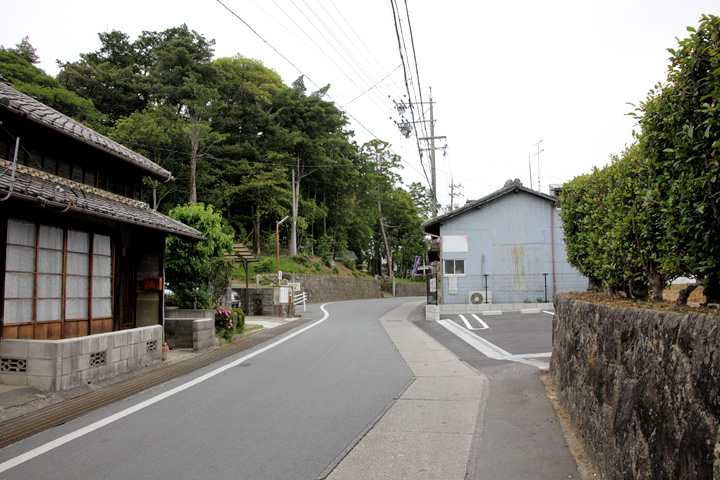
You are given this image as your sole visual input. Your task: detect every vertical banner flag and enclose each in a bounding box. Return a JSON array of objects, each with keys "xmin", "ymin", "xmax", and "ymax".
[{"xmin": 413, "ymin": 255, "xmax": 421, "ymax": 274}]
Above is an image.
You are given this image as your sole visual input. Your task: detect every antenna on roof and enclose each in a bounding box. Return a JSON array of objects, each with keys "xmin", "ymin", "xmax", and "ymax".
[{"xmin": 531, "ymin": 140, "xmax": 544, "ymax": 192}]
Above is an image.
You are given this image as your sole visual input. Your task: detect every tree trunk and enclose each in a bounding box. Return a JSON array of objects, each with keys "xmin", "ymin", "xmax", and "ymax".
[
  {"xmin": 254, "ymin": 204, "xmax": 261, "ymax": 256},
  {"xmin": 151, "ymin": 179, "xmax": 158, "ymax": 210},
  {"xmin": 702, "ymin": 274, "xmax": 720, "ymax": 305},
  {"xmin": 647, "ymin": 261, "xmax": 665, "ymax": 302},
  {"xmin": 377, "ymin": 197, "xmax": 393, "ymax": 279},
  {"xmin": 290, "ymin": 165, "xmax": 298, "ymax": 256},
  {"xmin": 676, "ymin": 284, "xmax": 698, "ymax": 306},
  {"xmin": 187, "ymin": 127, "xmax": 200, "ymax": 204}
]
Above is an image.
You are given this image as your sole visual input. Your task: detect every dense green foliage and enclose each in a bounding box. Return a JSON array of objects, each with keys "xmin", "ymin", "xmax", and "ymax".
[
  {"xmin": 165, "ymin": 203, "xmax": 234, "ymax": 309},
  {"xmin": 0, "ymin": 50, "xmax": 104, "ymax": 128},
  {"xmin": 561, "ymin": 15, "xmax": 720, "ymax": 303},
  {"xmin": 1, "ymin": 27, "xmax": 427, "ymax": 284}
]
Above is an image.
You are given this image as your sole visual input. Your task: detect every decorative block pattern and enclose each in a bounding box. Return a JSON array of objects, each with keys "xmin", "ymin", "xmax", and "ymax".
[
  {"xmin": 90, "ymin": 351, "xmax": 106, "ymax": 367},
  {"xmin": 0, "ymin": 325, "xmax": 162, "ymax": 391},
  {"xmin": 1, "ymin": 358, "xmax": 27, "ymax": 373}
]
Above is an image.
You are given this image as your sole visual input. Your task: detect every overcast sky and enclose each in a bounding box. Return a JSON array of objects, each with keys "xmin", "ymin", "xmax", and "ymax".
[{"xmin": 1, "ymin": 0, "xmax": 717, "ymax": 211}]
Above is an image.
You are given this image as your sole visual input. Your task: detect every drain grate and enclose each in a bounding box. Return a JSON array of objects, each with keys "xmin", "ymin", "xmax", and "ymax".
[{"xmin": 0, "ymin": 317, "xmax": 314, "ymax": 448}]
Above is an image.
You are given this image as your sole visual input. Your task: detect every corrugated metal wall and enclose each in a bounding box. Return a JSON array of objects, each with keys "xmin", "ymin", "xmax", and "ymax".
[{"xmin": 439, "ymin": 191, "xmax": 586, "ymax": 304}]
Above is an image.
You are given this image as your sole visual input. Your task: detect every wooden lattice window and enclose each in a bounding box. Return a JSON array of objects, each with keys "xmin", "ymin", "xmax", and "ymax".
[{"xmin": 3, "ymin": 219, "xmax": 114, "ymax": 337}]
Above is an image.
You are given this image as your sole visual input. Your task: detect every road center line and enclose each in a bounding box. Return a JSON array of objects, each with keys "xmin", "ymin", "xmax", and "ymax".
[{"xmin": 0, "ymin": 305, "xmax": 332, "ymax": 474}]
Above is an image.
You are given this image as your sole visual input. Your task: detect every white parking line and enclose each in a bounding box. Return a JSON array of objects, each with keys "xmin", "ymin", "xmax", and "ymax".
[
  {"xmin": 437, "ymin": 319, "xmax": 549, "ymax": 369},
  {"xmin": 542, "ymin": 311, "xmax": 555, "ymax": 315},
  {"xmin": 458, "ymin": 314, "xmax": 488, "ymax": 330}
]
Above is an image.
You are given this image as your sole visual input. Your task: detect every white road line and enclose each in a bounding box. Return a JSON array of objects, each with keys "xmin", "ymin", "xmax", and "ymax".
[
  {"xmin": 542, "ymin": 311, "xmax": 555, "ymax": 315},
  {"xmin": 504, "ymin": 352, "xmax": 552, "ymax": 359},
  {"xmin": 471, "ymin": 314, "xmax": 489, "ymax": 329},
  {"xmin": 0, "ymin": 305, "xmax": 332, "ymax": 474},
  {"xmin": 459, "ymin": 314, "xmax": 488, "ymax": 330},
  {"xmin": 437, "ymin": 319, "xmax": 549, "ymax": 369}
]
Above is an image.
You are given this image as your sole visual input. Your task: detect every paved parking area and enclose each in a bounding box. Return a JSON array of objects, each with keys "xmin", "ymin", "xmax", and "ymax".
[{"xmin": 414, "ymin": 310, "xmax": 556, "ymax": 370}]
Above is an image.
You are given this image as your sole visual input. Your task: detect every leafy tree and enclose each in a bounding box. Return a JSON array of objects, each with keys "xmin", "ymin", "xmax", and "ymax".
[
  {"xmin": 0, "ymin": 50, "xmax": 104, "ymax": 128},
  {"xmin": 268, "ymin": 80, "xmax": 354, "ymax": 256},
  {"xmin": 3, "ymin": 36, "xmax": 39, "ymax": 64},
  {"xmin": 165, "ymin": 203, "xmax": 234, "ymax": 308},
  {"xmin": 635, "ymin": 14, "xmax": 720, "ymax": 303},
  {"xmin": 409, "ymin": 182, "xmax": 431, "ymax": 220},
  {"xmin": 113, "ymin": 105, "xmax": 189, "ymax": 210},
  {"xmin": 57, "ymin": 30, "xmax": 150, "ymax": 126}
]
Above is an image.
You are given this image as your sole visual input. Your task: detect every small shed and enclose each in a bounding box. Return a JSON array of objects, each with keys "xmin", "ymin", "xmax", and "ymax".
[{"xmin": 421, "ymin": 179, "xmax": 586, "ymax": 306}]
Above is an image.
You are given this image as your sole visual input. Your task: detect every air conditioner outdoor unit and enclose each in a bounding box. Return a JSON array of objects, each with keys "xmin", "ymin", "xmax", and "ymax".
[{"xmin": 469, "ymin": 291, "xmax": 492, "ymax": 304}]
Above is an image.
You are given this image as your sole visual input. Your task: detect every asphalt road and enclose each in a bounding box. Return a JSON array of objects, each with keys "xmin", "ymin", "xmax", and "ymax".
[
  {"xmin": 0, "ymin": 300, "xmax": 582, "ymax": 479},
  {"xmin": 0, "ymin": 298, "xmax": 414, "ymax": 480},
  {"xmin": 412, "ymin": 308, "xmax": 582, "ymax": 479}
]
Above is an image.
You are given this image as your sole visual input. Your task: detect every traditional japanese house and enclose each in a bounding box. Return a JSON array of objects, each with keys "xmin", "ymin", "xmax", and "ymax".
[{"xmin": 0, "ymin": 81, "xmax": 204, "ymax": 390}]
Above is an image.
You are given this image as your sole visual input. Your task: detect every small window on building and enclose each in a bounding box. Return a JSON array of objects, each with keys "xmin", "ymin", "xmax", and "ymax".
[{"xmin": 444, "ymin": 259, "xmax": 465, "ymax": 276}]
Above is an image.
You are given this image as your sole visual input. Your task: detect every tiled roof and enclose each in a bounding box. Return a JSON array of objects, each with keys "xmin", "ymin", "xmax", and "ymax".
[
  {"xmin": 0, "ymin": 82, "xmax": 172, "ymax": 181},
  {"xmin": 0, "ymin": 160, "xmax": 204, "ymax": 241}
]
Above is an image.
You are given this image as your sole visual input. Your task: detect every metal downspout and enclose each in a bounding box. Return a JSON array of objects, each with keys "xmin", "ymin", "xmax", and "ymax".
[{"xmin": 551, "ymin": 202, "xmax": 557, "ymax": 300}]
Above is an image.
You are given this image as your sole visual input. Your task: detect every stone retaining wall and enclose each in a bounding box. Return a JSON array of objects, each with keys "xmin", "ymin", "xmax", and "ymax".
[
  {"xmin": 380, "ymin": 281, "xmax": 426, "ymax": 297},
  {"xmin": 285, "ymin": 274, "xmax": 383, "ymax": 303},
  {"xmin": 550, "ymin": 294, "xmax": 720, "ymax": 480},
  {"xmin": 0, "ymin": 326, "xmax": 162, "ymax": 391}
]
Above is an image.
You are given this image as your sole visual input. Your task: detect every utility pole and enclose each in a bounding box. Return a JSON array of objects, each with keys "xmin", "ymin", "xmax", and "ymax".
[
  {"xmin": 448, "ymin": 179, "xmax": 463, "ymax": 211},
  {"xmin": 419, "ymin": 87, "xmax": 446, "ymax": 218}
]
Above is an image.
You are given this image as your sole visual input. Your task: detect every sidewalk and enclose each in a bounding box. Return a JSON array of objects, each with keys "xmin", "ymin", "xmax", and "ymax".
[{"xmin": 324, "ymin": 299, "xmax": 487, "ymax": 479}]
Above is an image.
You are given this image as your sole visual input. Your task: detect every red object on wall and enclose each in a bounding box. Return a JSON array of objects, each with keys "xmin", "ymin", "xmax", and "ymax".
[{"xmin": 143, "ymin": 277, "xmax": 163, "ymax": 291}]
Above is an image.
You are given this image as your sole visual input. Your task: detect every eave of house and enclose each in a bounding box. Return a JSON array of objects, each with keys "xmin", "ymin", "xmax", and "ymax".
[
  {"xmin": 0, "ymin": 159, "xmax": 204, "ymax": 242},
  {"xmin": 0, "ymin": 83, "xmax": 173, "ymax": 182}
]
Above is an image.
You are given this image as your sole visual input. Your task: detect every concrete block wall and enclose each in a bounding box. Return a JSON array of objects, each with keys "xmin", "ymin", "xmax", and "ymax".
[
  {"xmin": 192, "ymin": 317, "xmax": 215, "ymax": 352},
  {"xmin": 424, "ymin": 302, "xmax": 554, "ymax": 320},
  {"xmin": 0, "ymin": 326, "xmax": 162, "ymax": 391},
  {"xmin": 164, "ymin": 309, "xmax": 216, "ymax": 352}
]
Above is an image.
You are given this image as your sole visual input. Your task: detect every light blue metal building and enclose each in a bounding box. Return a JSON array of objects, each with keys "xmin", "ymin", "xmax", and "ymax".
[{"xmin": 422, "ymin": 180, "xmax": 586, "ymax": 306}]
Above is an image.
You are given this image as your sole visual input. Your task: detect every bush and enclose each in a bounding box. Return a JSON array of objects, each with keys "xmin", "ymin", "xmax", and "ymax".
[
  {"xmin": 232, "ymin": 307, "xmax": 246, "ymax": 331},
  {"xmin": 293, "ymin": 252, "xmax": 311, "ymax": 266},
  {"xmin": 215, "ymin": 306, "xmax": 246, "ymax": 341},
  {"xmin": 215, "ymin": 306, "xmax": 235, "ymax": 340},
  {"xmin": 341, "ymin": 257, "xmax": 356, "ymax": 271}
]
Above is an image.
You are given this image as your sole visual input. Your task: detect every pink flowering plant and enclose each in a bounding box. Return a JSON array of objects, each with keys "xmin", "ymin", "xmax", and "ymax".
[
  {"xmin": 214, "ymin": 306, "xmax": 246, "ymax": 342},
  {"xmin": 215, "ymin": 306, "xmax": 233, "ymax": 331}
]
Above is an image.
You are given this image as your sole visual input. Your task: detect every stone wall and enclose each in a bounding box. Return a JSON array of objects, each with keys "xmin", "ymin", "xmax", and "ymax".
[
  {"xmin": 550, "ymin": 294, "xmax": 720, "ymax": 480},
  {"xmin": 285, "ymin": 274, "xmax": 383, "ymax": 303},
  {"xmin": 393, "ymin": 281, "xmax": 426, "ymax": 297},
  {"xmin": 231, "ymin": 276, "xmax": 424, "ymax": 315}
]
